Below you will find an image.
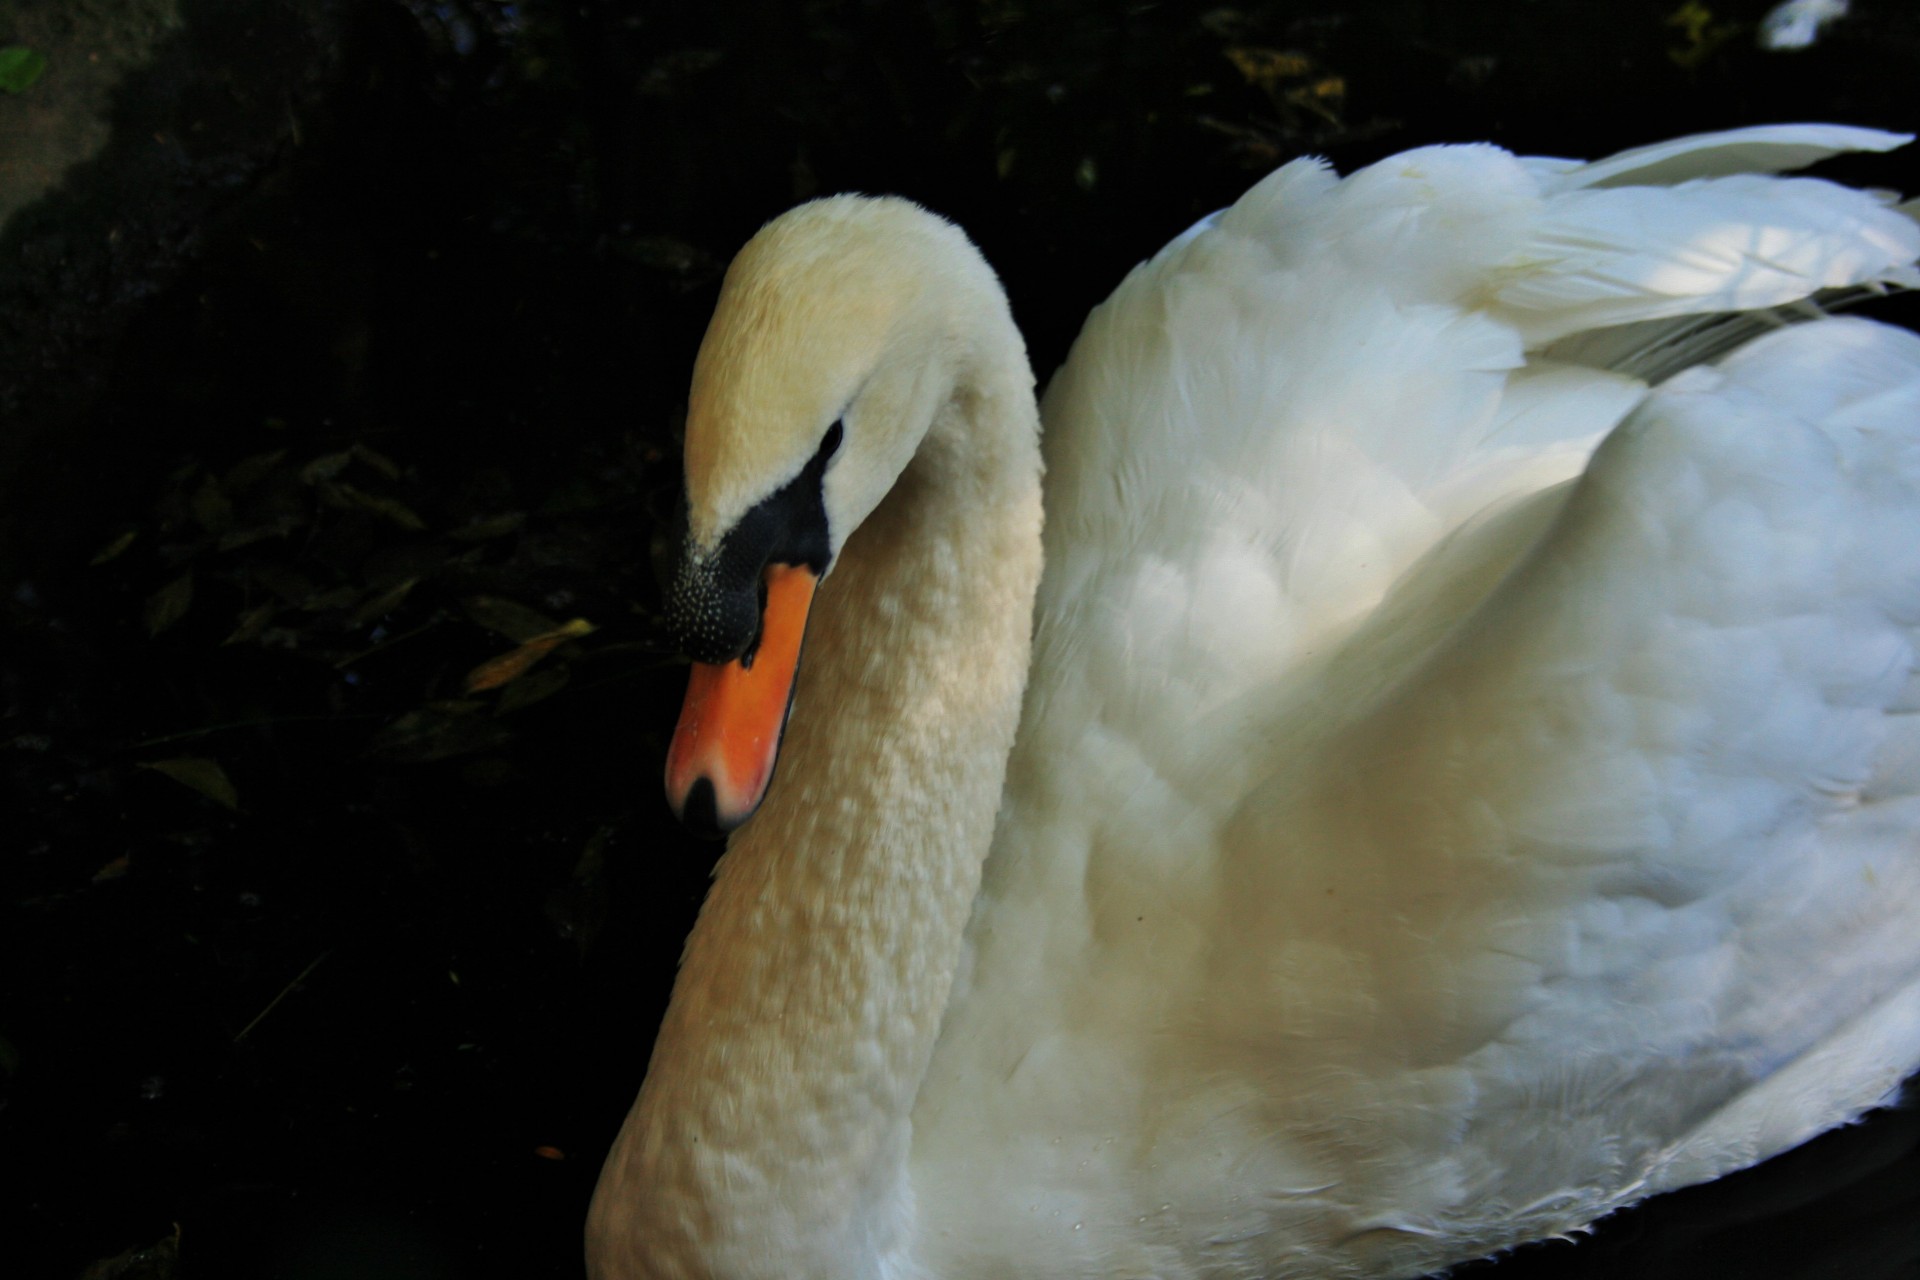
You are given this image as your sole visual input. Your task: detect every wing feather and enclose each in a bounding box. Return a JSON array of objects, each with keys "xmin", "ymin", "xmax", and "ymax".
[{"xmin": 914, "ymin": 130, "xmax": 1920, "ymax": 1276}]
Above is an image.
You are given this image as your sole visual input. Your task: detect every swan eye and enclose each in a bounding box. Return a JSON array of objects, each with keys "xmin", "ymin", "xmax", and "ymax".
[{"xmin": 819, "ymin": 420, "xmax": 844, "ymax": 464}]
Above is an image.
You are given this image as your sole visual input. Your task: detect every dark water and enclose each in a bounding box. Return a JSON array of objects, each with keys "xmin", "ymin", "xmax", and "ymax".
[{"xmin": 3, "ymin": 1, "xmax": 1918, "ymax": 1277}]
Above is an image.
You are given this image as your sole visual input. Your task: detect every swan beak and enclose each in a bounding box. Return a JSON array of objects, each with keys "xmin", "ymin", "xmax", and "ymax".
[{"xmin": 664, "ymin": 563, "xmax": 818, "ymax": 838}]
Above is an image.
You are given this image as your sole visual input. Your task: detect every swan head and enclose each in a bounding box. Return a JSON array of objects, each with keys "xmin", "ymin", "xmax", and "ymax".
[{"xmin": 661, "ymin": 195, "xmax": 1009, "ymax": 836}]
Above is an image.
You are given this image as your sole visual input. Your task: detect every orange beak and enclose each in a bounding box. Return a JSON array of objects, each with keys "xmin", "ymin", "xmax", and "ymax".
[{"xmin": 664, "ymin": 563, "xmax": 818, "ymax": 837}]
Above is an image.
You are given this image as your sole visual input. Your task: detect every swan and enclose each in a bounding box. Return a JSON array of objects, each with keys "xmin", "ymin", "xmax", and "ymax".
[{"xmin": 586, "ymin": 124, "xmax": 1920, "ymax": 1280}]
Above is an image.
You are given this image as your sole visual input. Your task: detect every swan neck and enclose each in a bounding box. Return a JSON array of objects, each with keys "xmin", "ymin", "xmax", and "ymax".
[{"xmin": 588, "ymin": 317, "xmax": 1042, "ymax": 1280}]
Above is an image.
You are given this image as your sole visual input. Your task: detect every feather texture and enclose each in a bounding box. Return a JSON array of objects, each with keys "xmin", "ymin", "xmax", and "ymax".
[{"xmin": 912, "ymin": 129, "xmax": 1920, "ymax": 1277}]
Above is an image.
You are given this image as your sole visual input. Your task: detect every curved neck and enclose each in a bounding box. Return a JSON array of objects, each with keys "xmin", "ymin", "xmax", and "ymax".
[{"xmin": 588, "ymin": 335, "xmax": 1043, "ymax": 1280}]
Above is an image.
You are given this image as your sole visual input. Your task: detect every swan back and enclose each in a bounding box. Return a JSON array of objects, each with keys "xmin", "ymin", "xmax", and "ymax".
[{"xmin": 905, "ymin": 127, "xmax": 1920, "ymax": 1278}]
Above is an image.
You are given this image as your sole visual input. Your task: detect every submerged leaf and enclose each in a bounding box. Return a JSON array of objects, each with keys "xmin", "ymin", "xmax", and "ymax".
[
  {"xmin": 366, "ymin": 704, "xmax": 513, "ymax": 763},
  {"xmin": 216, "ymin": 515, "xmax": 303, "ymax": 551},
  {"xmin": 546, "ymin": 823, "xmax": 616, "ymax": 954},
  {"xmin": 144, "ymin": 574, "xmax": 194, "ymax": 635},
  {"xmin": 462, "ymin": 595, "xmax": 562, "ymax": 643},
  {"xmin": 223, "ymin": 448, "xmax": 289, "ymax": 491},
  {"xmin": 321, "ymin": 481, "xmax": 427, "ymax": 530},
  {"xmin": 90, "ymin": 529, "xmax": 138, "ymax": 565},
  {"xmin": 466, "ymin": 618, "xmax": 596, "ymax": 692},
  {"xmin": 189, "ymin": 475, "xmax": 235, "ymax": 532},
  {"xmin": 223, "ymin": 603, "xmax": 277, "ymax": 645},
  {"xmin": 351, "ymin": 443, "xmax": 403, "ymax": 480},
  {"xmin": 1225, "ymin": 46, "xmax": 1313, "ymax": 88},
  {"xmin": 140, "ymin": 757, "xmax": 240, "ymax": 811},
  {"xmin": 246, "ymin": 563, "xmax": 321, "ymax": 606},
  {"xmin": 448, "ymin": 512, "xmax": 526, "ymax": 542},
  {"xmin": 299, "ymin": 451, "xmax": 353, "ymax": 484},
  {"xmin": 494, "ymin": 664, "xmax": 570, "ymax": 713},
  {"xmin": 350, "ymin": 577, "xmax": 419, "ymax": 627},
  {"xmin": 77, "ymin": 1223, "xmax": 181, "ymax": 1280},
  {"xmin": 0, "ymin": 46, "xmax": 47, "ymax": 95}
]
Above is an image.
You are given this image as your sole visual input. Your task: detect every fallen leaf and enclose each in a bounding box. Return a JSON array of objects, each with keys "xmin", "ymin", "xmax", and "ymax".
[
  {"xmin": 350, "ymin": 443, "xmax": 403, "ymax": 480},
  {"xmin": 448, "ymin": 512, "xmax": 526, "ymax": 542},
  {"xmin": 463, "ymin": 595, "xmax": 562, "ymax": 643},
  {"xmin": 546, "ymin": 823, "xmax": 615, "ymax": 954},
  {"xmin": 223, "ymin": 448, "xmax": 288, "ymax": 491},
  {"xmin": 140, "ymin": 757, "xmax": 240, "ymax": 811},
  {"xmin": 189, "ymin": 475, "xmax": 234, "ymax": 532},
  {"xmin": 90, "ymin": 529, "xmax": 138, "ymax": 565},
  {"xmin": 321, "ymin": 481, "xmax": 427, "ymax": 530},
  {"xmin": 246, "ymin": 562, "xmax": 321, "ymax": 606},
  {"xmin": 216, "ymin": 515, "xmax": 303, "ymax": 551},
  {"xmin": 144, "ymin": 574, "xmax": 194, "ymax": 635},
  {"xmin": 366, "ymin": 704, "xmax": 514, "ymax": 763},
  {"xmin": 299, "ymin": 451, "xmax": 353, "ymax": 484},
  {"xmin": 222, "ymin": 603, "xmax": 276, "ymax": 645},
  {"xmin": 495, "ymin": 664, "xmax": 570, "ymax": 713},
  {"xmin": 1224, "ymin": 46, "xmax": 1313, "ymax": 89},
  {"xmin": 92, "ymin": 854, "xmax": 132, "ymax": 883},
  {"xmin": 465, "ymin": 618, "xmax": 597, "ymax": 693},
  {"xmin": 349, "ymin": 577, "xmax": 419, "ymax": 627},
  {"xmin": 0, "ymin": 46, "xmax": 48, "ymax": 95}
]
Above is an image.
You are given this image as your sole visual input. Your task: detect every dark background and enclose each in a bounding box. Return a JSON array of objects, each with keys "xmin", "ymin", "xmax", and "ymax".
[{"xmin": 3, "ymin": 1, "xmax": 1918, "ymax": 1277}]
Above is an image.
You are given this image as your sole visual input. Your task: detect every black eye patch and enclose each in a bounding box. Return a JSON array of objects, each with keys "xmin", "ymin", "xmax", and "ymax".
[{"xmin": 663, "ymin": 421, "xmax": 841, "ymax": 664}]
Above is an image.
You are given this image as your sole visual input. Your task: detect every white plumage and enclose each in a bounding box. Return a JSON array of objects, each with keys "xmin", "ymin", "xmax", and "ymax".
[{"xmin": 588, "ymin": 125, "xmax": 1920, "ymax": 1280}]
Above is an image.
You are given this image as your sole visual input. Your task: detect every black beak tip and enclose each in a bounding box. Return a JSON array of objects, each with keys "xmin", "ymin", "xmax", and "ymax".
[{"xmin": 677, "ymin": 778, "xmax": 731, "ymax": 843}]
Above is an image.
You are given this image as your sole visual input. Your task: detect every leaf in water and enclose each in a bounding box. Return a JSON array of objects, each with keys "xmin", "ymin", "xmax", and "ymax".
[
  {"xmin": 463, "ymin": 595, "xmax": 562, "ymax": 643},
  {"xmin": 144, "ymin": 574, "xmax": 194, "ymax": 635},
  {"xmin": 1284, "ymin": 78, "xmax": 1345, "ymax": 127},
  {"xmin": 246, "ymin": 562, "xmax": 320, "ymax": 606},
  {"xmin": 223, "ymin": 603, "xmax": 276, "ymax": 645},
  {"xmin": 189, "ymin": 475, "xmax": 234, "ymax": 532},
  {"xmin": 1665, "ymin": 0, "xmax": 1739, "ymax": 66},
  {"xmin": 299, "ymin": 451, "xmax": 353, "ymax": 484},
  {"xmin": 546, "ymin": 823, "xmax": 616, "ymax": 954},
  {"xmin": 427, "ymin": 697, "xmax": 490, "ymax": 713},
  {"xmin": 216, "ymin": 515, "xmax": 303, "ymax": 551},
  {"xmin": 0, "ymin": 46, "xmax": 47, "ymax": 94},
  {"xmin": 349, "ymin": 577, "xmax": 418, "ymax": 628},
  {"xmin": 224, "ymin": 447, "xmax": 289, "ymax": 491},
  {"xmin": 140, "ymin": 757, "xmax": 240, "ymax": 811},
  {"xmin": 90, "ymin": 529, "xmax": 138, "ymax": 565},
  {"xmin": 494, "ymin": 664, "xmax": 570, "ymax": 714},
  {"xmin": 448, "ymin": 511, "xmax": 526, "ymax": 542},
  {"xmin": 350, "ymin": 442, "xmax": 403, "ymax": 480},
  {"xmin": 367, "ymin": 704, "xmax": 515, "ymax": 763},
  {"xmin": 1224, "ymin": 46, "xmax": 1313, "ymax": 89},
  {"xmin": 77, "ymin": 1223, "xmax": 181, "ymax": 1280},
  {"xmin": 92, "ymin": 854, "xmax": 132, "ymax": 883},
  {"xmin": 322, "ymin": 481, "xmax": 427, "ymax": 530},
  {"xmin": 466, "ymin": 618, "xmax": 596, "ymax": 692},
  {"xmin": 304, "ymin": 583, "xmax": 363, "ymax": 612}
]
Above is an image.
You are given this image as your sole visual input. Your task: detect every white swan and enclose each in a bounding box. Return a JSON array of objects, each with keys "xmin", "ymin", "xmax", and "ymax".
[{"xmin": 586, "ymin": 125, "xmax": 1920, "ymax": 1280}]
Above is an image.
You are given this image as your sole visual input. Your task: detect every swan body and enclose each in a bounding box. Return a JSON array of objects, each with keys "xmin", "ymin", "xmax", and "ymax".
[{"xmin": 588, "ymin": 125, "xmax": 1920, "ymax": 1280}]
